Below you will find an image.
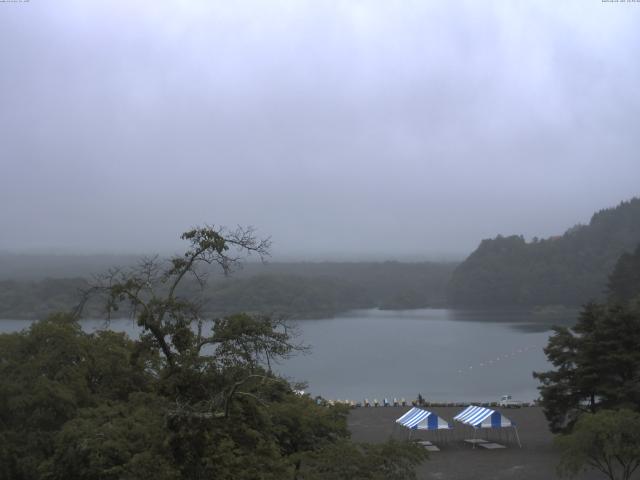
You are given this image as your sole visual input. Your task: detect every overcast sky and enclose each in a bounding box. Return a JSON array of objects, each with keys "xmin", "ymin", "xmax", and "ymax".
[{"xmin": 1, "ymin": 0, "xmax": 639, "ymax": 260}]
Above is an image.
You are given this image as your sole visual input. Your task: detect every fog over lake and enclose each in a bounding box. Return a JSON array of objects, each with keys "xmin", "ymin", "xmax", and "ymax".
[
  {"xmin": 1, "ymin": 308, "xmax": 561, "ymax": 403},
  {"xmin": 1, "ymin": 1, "xmax": 639, "ymax": 260}
]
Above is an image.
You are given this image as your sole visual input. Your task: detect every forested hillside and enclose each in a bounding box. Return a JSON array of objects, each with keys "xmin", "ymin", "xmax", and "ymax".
[
  {"xmin": 447, "ymin": 198, "xmax": 640, "ymax": 307},
  {"xmin": 0, "ymin": 261, "xmax": 456, "ymax": 320}
]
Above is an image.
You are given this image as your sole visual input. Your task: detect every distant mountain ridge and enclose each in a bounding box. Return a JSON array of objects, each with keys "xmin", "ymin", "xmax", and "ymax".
[{"xmin": 447, "ymin": 197, "xmax": 640, "ymax": 307}]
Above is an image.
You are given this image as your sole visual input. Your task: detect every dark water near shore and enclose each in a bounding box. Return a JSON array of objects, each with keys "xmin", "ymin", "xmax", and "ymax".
[{"xmin": 0, "ymin": 308, "xmax": 573, "ymax": 403}]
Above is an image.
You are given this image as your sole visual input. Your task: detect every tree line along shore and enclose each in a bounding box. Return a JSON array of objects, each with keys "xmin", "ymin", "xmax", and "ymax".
[{"xmin": 1, "ymin": 197, "xmax": 639, "ymax": 321}]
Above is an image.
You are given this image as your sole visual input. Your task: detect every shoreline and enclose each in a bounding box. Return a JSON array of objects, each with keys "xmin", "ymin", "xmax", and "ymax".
[{"xmin": 322, "ymin": 399, "xmax": 538, "ymax": 408}]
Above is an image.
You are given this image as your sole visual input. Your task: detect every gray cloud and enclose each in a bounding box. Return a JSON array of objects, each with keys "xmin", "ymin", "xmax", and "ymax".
[{"xmin": 1, "ymin": 0, "xmax": 639, "ymax": 259}]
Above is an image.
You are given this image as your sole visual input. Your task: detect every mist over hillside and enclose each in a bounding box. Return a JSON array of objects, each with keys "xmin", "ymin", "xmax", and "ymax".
[
  {"xmin": 448, "ymin": 198, "xmax": 640, "ymax": 307},
  {"xmin": 0, "ymin": 258, "xmax": 457, "ymax": 320}
]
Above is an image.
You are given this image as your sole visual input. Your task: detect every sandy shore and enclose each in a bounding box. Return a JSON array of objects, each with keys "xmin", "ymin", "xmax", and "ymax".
[{"xmin": 348, "ymin": 406, "xmax": 603, "ymax": 480}]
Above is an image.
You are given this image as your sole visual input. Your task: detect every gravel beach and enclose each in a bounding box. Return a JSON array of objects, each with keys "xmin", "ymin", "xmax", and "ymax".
[{"xmin": 348, "ymin": 406, "xmax": 604, "ymax": 480}]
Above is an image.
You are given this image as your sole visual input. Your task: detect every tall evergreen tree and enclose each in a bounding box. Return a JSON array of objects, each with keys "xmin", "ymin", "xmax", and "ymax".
[
  {"xmin": 608, "ymin": 243, "xmax": 640, "ymax": 305},
  {"xmin": 534, "ymin": 247, "xmax": 640, "ymax": 433}
]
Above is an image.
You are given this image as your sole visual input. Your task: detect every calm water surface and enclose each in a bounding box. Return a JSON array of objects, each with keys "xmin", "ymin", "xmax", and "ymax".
[
  {"xmin": 1, "ymin": 308, "xmax": 568, "ymax": 403},
  {"xmin": 279, "ymin": 309, "xmax": 562, "ymax": 403}
]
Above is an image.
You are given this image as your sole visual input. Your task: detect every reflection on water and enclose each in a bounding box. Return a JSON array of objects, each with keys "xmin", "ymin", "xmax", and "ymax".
[{"xmin": 0, "ymin": 308, "xmax": 577, "ymax": 403}]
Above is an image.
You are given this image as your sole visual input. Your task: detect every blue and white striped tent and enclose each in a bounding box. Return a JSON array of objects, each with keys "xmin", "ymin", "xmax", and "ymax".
[
  {"xmin": 454, "ymin": 405, "xmax": 521, "ymax": 447},
  {"xmin": 454, "ymin": 405, "xmax": 513, "ymax": 428},
  {"xmin": 396, "ymin": 407, "xmax": 452, "ymax": 430}
]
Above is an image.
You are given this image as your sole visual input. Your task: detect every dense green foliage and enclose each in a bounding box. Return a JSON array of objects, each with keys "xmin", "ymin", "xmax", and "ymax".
[
  {"xmin": 535, "ymin": 245, "xmax": 640, "ymax": 477},
  {"xmin": 556, "ymin": 409, "xmax": 640, "ymax": 480},
  {"xmin": 534, "ymin": 244, "xmax": 640, "ymax": 434},
  {"xmin": 0, "ymin": 262, "xmax": 456, "ymax": 320},
  {"xmin": 534, "ymin": 302, "xmax": 640, "ymax": 433},
  {"xmin": 0, "ymin": 313, "xmax": 349, "ymax": 479},
  {"xmin": 0, "ymin": 227, "xmax": 428, "ymax": 479},
  {"xmin": 448, "ymin": 198, "xmax": 640, "ymax": 306},
  {"xmin": 0, "ymin": 316, "xmax": 427, "ymax": 479},
  {"xmin": 608, "ymin": 243, "xmax": 640, "ymax": 305},
  {"xmin": 296, "ymin": 439, "xmax": 428, "ymax": 480},
  {"xmin": 0, "ymin": 313, "xmax": 159, "ymax": 479}
]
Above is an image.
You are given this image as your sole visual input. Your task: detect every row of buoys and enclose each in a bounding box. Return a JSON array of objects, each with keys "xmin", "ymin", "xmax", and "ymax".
[{"xmin": 456, "ymin": 344, "xmax": 538, "ymax": 375}]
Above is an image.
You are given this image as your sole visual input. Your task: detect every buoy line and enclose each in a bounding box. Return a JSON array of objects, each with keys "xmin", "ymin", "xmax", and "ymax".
[{"xmin": 456, "ymin": 344, "xmax": 539, "ymax": 374}]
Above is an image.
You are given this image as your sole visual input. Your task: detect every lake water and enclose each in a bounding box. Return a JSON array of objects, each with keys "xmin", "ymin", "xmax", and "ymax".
[
  {"xmin": 279, "ymin": 309, "xmax": 561, "ymax": 404},
  {"xmin": 0, "ymin": 308, "xmax": 568, "ymax": 404}
]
